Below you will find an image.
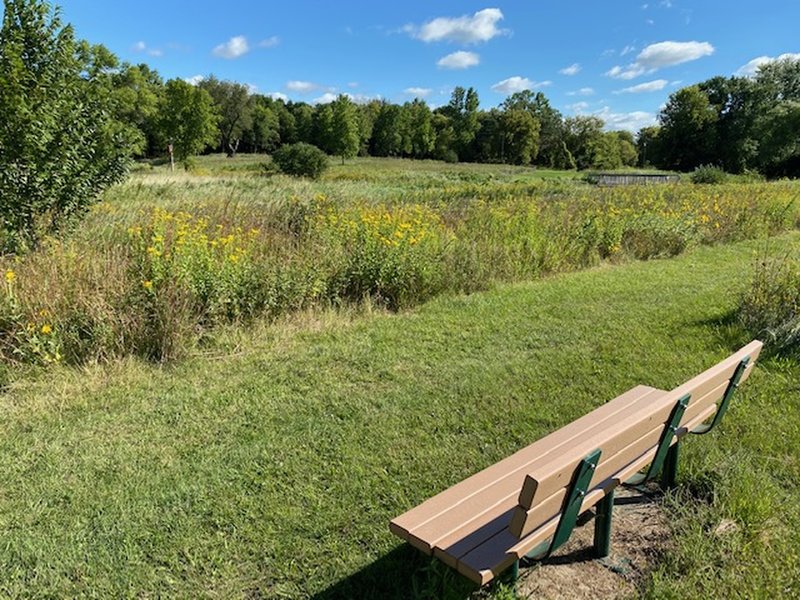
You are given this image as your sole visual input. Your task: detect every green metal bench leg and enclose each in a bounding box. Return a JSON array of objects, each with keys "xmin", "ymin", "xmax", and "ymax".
[
  {"xmin": 593, "ymin": 489, "xmax": 614, "ymax": 558},
  {"xmin": 511, "ymin": 559, "xmax": 520, "ymax": 582},
  {"xmin": 662, "ymin": 440, "xmax": 680, "ymax": 489}
]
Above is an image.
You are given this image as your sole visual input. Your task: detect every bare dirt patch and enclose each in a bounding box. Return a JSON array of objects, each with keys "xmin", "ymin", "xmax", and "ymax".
[{"xmin": 515, "ymin": 485, "xmax": 673, "ymax": 600}]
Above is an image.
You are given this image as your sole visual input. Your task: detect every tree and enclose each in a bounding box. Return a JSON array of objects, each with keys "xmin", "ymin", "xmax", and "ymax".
[
  {"xmin": 756, "ymin": 57, "xmax": 800, "ymax": 101},
  {"xmin": 431, "ymin": 113, "xmax": 457, "ymax": 162},
  {"xmin": 199, "ymin": 76, "xmax": 254, "ymax": 157},
  {"xmin": 372, "ymin": 103, "xmax": 404, "ymax": 156},
  {"xmin": 291, "ymin": 103, "xmax": 314, "ymax": 144},
  {"xmin": 636, "ymin": 126, "xmax": 662, "ymax": 167},
  {"xmin": 756, "ymin": 101, "xmax": 800, "ymax": 177},
  {"xmin": 442, "ymin": 86, "xmax": 480, "ymax": 160},
  {"xmin": 564, "ymin": 116, "xmax": 605, "ymax": 170},
  {"xmin": 699, "ymin": 76, "xmax": 761, "ymax": 173},
  {"xmin": 0, "ymin": 0, "xmax": 131, "ymax": 250},
  {"xmin": 250, "ymin": 100, "xmax": 280, "ymax": 153},
  {"xmin": 312, "ymin": 103, "xmax": 334, "ymax": 154},
  {"xmin": 503, "ymin": 91, "xmax": 566, "ymax": 168},
  {"xmin": 330, "ymin": 95, "xmax": 360, "ymax": 164},
  {"xmin": 657, "ymin": 85, "xmax": 717, "ymax": 171},
  {"xmin": 500, "ymin": 109, "xmax": 540, "ymax": 165},
  {"xmin": 404, "ymin": 99, "xmax": 435, "ymax": 159},
  {"xmin": 157, "ymin": 79, "xmax": 219, "ymax": 161},
  {"xmin": 613, "ymin": 131, "xmax": 638, "ymax": 167}
]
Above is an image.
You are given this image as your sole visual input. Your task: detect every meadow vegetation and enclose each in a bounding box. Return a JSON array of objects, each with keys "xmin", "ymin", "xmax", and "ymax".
[{"xmin": 2, "ymin": 156, "xmax": 798, "ymax": 371}]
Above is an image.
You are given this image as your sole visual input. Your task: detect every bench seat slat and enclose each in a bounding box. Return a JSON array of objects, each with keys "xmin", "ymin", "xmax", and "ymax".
[
  {"xmin": 510, "ymin": 375, "xmax": 739, "ymax": 538},
  {"xmin": 456, "ymin": 400, "xmax": 725, "ymax": 585},
  {"xmin": 516, "ymin": 351, "xmax": 757, "ymax": 512},
  {"xmin": 390, "ymin": 385, "xmax": 665, "ymax": 552}
]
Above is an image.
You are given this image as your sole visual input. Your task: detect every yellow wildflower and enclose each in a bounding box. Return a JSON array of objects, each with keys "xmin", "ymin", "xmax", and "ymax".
[
  {"xmin": 41, "ymin": 324, "xmax": 53, "ymax": 335},
  {"xmin": 142, "ymin": 280, "xmax": 154, "ymax": 291},
  {"xmin": 5, "ymin": 269, "xmax": 16, "ymax": 284}
]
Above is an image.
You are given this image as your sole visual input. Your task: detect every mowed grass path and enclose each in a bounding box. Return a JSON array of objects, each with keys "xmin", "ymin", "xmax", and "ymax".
[{"xmin": 0, "ymin": 233, "xmax": 798, "ymax": 598}]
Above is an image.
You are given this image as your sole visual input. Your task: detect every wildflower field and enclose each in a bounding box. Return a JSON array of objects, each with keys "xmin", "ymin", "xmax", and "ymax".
[{"xmin": 1, "ymin": 156, "xmax": 798, "ymax": 371}]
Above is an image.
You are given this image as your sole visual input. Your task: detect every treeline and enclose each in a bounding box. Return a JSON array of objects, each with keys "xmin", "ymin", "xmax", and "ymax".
[
  {"xmin": 100, "ymin": 63, "xmax": 639, "ymax": 170},
  {"xmin": 639, "ymin": 58, "xmax": 800, "ymax": 177}
]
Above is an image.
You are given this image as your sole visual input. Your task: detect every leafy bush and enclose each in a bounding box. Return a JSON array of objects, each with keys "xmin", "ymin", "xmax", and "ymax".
[
  {"xmin": 739, "ymin": 253, "xmax": 800, "ymax": 352},
  {"xmin": 0, "ymin": 1, "xmax": 131, "ymax": 251},
  {"xmin": 691, "ymin": 165, "xmax": 728, "ymax": 184},
  {"xmin": 272, "ymin": 143, "xmax": 329, "ymax": 179}
]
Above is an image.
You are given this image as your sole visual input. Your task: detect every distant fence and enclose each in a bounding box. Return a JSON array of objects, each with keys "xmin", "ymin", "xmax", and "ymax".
[{"xmin": 586, "ymin": 173, "xmax": 681, "ymax": 186}]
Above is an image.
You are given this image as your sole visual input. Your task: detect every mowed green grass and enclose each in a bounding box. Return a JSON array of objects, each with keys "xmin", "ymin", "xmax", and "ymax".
[{"xmin": 0, "ymin": 233, "xmax": 798, "ymax": 598}]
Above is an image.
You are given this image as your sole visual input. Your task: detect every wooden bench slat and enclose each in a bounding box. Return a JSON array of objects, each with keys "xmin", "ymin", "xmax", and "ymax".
[
  {"xmin": 516, "ymin": 343, "xmax": 759, "ymax": 514},
  {"xmin": 392, "ymin": 386, "xmax": 666, "ymax": 553},
  {"xmin": 509, "ymin": 375, "xmax": 735, "ymax": 538},
  {"xmin": 433, "ymin": 362, "xmax": 752, "ymax": 564},
  {"xmin": 456, "ymin": 400, "xmax": 725, "ymax": 585}
]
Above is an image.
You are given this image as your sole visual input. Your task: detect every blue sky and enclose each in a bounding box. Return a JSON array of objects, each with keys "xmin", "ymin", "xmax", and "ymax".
[{"xmin": 23, "ymin": 1, "xmax": 800, "ymax": 130}]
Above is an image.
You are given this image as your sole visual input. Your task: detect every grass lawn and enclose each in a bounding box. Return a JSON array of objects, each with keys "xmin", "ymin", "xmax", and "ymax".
[{"xmin": 0, "ymin": 233, "xmax": 798, "ymax": 598}]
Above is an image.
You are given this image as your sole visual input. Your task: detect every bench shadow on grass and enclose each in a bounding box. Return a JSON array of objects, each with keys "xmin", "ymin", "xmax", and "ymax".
[{"xmin": 311, "ymin": 544, "xmax": 477, "ymax": 600}]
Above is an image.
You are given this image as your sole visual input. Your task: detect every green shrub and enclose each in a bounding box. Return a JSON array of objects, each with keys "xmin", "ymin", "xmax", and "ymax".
[
  {"xmin": 739, "ymin": 253, "xmax": 800, "ymax": 352},
  {"xmin": 272, "ymin": 143, "xmax": 329, "ymax": 179},
  {"xmin": 691, "ymin": 165, "xmax": 728, "ymax": 184}
]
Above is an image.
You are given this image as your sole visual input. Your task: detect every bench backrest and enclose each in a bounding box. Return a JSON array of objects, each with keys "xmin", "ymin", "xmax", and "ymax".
[{"xmin": 509, "ymin": 340, "xmax": 763, "ymax": 540}]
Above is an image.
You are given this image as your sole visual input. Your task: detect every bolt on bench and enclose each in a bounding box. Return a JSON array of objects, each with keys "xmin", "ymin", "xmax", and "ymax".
[{"xmin": 390, "ymin": 341, "xmax": 762, "ymax": 586}]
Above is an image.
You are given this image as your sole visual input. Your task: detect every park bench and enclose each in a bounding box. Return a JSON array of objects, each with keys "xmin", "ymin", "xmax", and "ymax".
[{"xmin": 390, "ymin": 341, "xmax": 763, "ymax": 586}]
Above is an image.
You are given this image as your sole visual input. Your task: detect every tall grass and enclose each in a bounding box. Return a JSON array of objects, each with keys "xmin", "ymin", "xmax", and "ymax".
[
  {"xmin": 739, "ymin": 250, "xmax": 800, "ymax": 353},
  {"xmin": 1, "ymin": 163, "xmax": 799, "ymax": 369}
]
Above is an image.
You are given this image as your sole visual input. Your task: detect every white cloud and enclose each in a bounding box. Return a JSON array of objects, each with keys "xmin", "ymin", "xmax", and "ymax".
[
  {"xmin": 348, "ymin": 82, "xmax": 359, "ymax": 88},
  {"xmin": 615, "ymin": 79, "xmax": 669, "ymax": 94},
  {"xmin": 246, "ymin": 83, "xmax": 259, "ymax": 94},
  {"xmin": 559, "ymin": 63, "xmax": 581, "ymax": 76},
  {"xmin": 184, "ymin": 75, "xmax": 205, "ymax": 86},
  {"xmin": 286, "ymin": 80, "xmax": 320, "ymax": 93},
  {"xmin": 148, "ymin": 49, "xmax": 163, "ymax": 57},
  {"xmin": 490, "ymin": 76, "xmax": 551, "ymax": 95},
  {"xmin": 607, "ymin": 40, "xmax": 714, "ymax": 79},
  {"xmin": 735, "ymin": 52, "xmax": 800, "ymax": 77},
  {"xmin": 606, "ymin": 64, "xmax": 648, "ymax": 80},
  {"xmin": 637, "ymin": 41, "xmax": 714, "ymax": 68},
  {"xmin": 621, "ymin": 45, "xmax": 636, "ymax": 56},
  {"xmin": 404, "ymin": 87, "xmax": 433, "ymax": 97},
  {"xmin": 213, "ymin": 35, "xmax": 250, "ymax": 59},
  {"xmin": 258, "ymin": 36, "xmax": 280, "ymax": 48},
  {"xmin": 313, "ymin": 92, "xmax": 338, "ymax": 105},
  {"xmin": 268, "ymin": 92, "xmax": 289, "ymax": 102},
  {"xmin": 437, "ymin": 51, "xmax": 480, "ymax": 70},
  {"xmin": 567, "ymin": 87, "xmax": 596, "ymax": 96},
  {"xmin": 594, "ymin": 106, "xmax": 657, "ymax": 132},
  {"xmin": 132, "ymin": 41, "xmax": 147, "ymax": 52},
  {"xmin": 568, "ymin": 101, "xmax": 590, "ymax": 112},
  {"xmin": 407, "ymin": 8, "xmax": 507, "ymax": 44}
]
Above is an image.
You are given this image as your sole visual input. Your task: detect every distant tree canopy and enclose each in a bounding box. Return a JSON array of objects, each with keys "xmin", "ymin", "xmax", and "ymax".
[
  {"xmin": 636, "ymin": 58, "xmax": 800, "ymax": 176},
  {"xmin": 0, "ymin": 0, "xmax": 132, "ymax": 250}
]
